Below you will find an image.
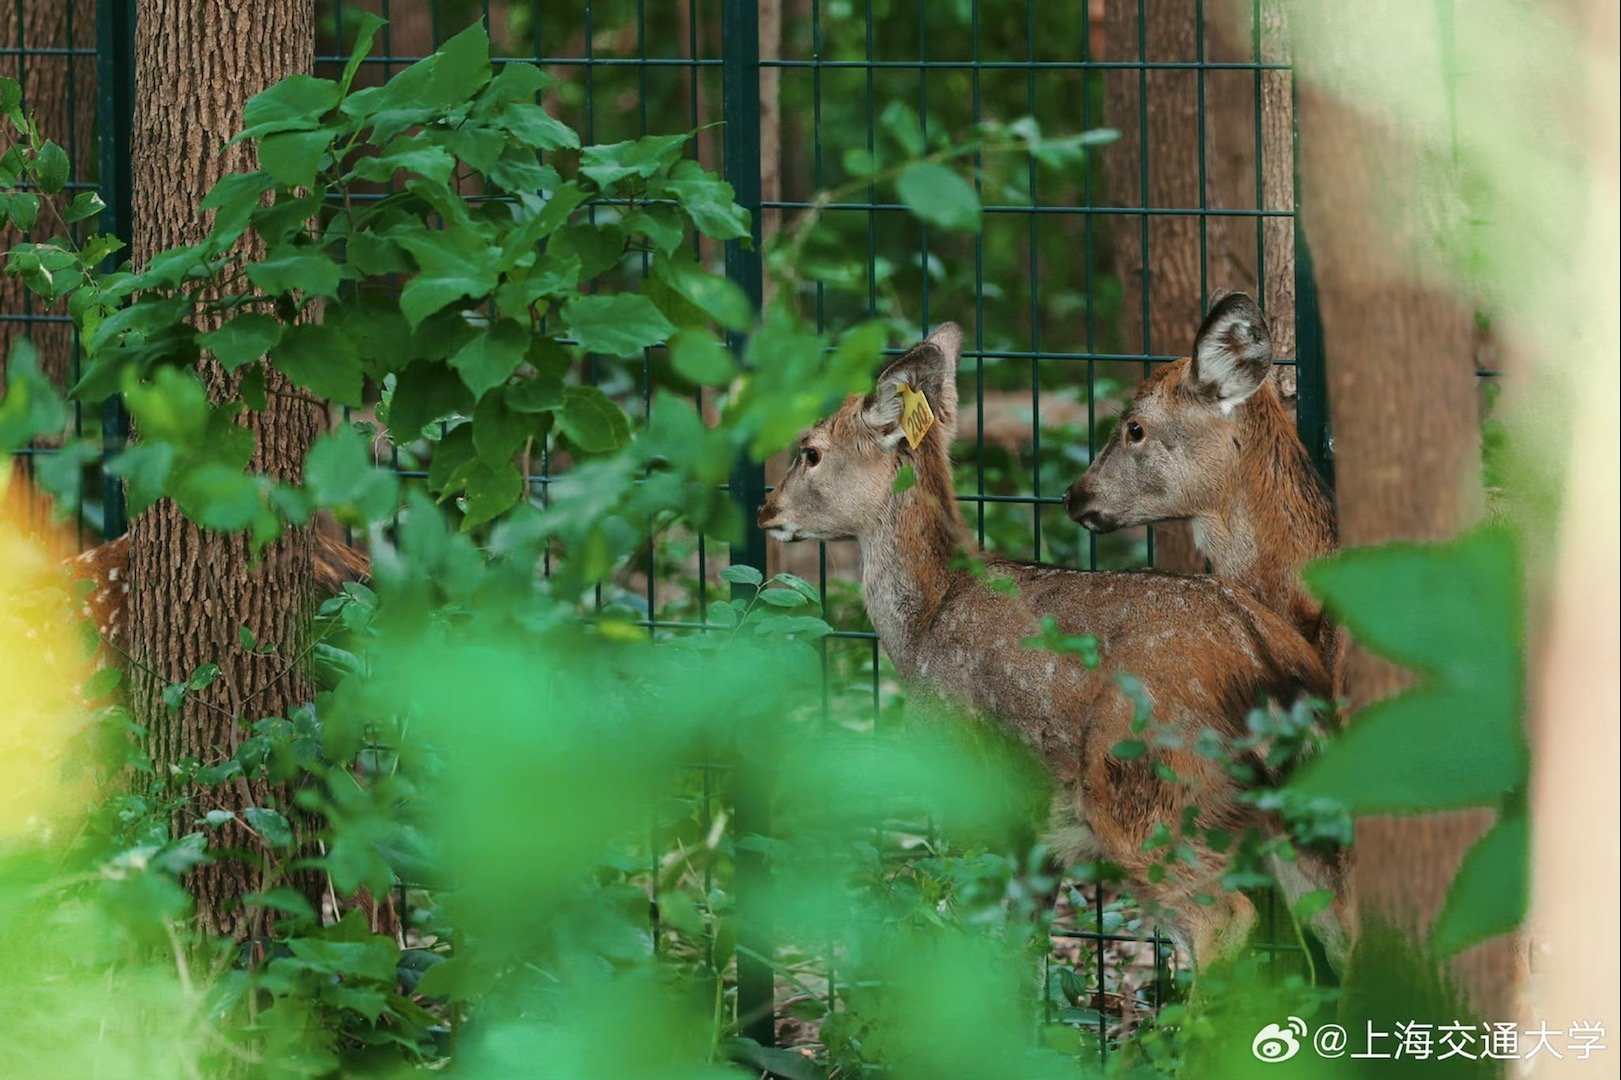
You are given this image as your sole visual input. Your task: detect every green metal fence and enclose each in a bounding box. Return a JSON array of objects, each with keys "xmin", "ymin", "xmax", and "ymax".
[{"xmin": 8, "ymin": 0, "xmax": 1333, "ymax": 1064}]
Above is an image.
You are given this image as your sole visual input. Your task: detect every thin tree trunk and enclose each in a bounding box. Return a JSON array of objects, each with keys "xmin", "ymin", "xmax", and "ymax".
[
  {"xmin": 1100, "ymin": 0, "xmax": 1204, "ymax": 575},
  {"xmin": 1296, "ymin": 4, "xmax": 1520, "ymax": 1019},
  {"xmin": 1207, "ymin": 0, "xmax": 1296, "ymax": 403},
  {"xmin": 129, "ymin": 0, "xmax": 322, "ymax": 938},
  {"xmin": 0, "ymin": 0, "xmax": 96, "ymax": 393}
]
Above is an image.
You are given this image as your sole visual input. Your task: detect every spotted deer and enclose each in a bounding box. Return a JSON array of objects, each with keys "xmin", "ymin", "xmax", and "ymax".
[
  {"xmin": 69, "ymin": 529, "xmax": 372, "ymax": 652},
  {"xmin": 1063, "ymin": 293, "xmax": 1342, "ymax": 685},
  {"xmin": 757, "ymin": 323, "xmax": 1348, "ymax": 969}
]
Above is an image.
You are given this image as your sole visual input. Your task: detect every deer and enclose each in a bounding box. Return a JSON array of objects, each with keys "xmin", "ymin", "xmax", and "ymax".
[
  {"xmin": 68, "ymin": 528, "xmax": 371, "ymax": 653},
  {"xmin": 757, "ymin": 322, "xmax": 1349, "ymax": 971},
  {"xmin": 1062, "ymin": 293, "xmax": 1343, "ymax": 688}
]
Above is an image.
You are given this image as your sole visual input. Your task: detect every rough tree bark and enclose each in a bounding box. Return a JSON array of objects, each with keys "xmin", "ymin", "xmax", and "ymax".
[
  {"xmin": 0, "ymin": 0, "xmax": 97, "ymax": 392},
  {"xmin": 1100, "ymin": 0, "xmax": 1302, "ymax": 574},
  {"xmin": 129, "ymin": 0, "xmax": 323, "ymax": 937},
  {"xmin": 1101, "ymin": 0, "xmax": 1201, "ymax": 574},
  {"xmin": 1296, "ymin": 6, "xmax": 1521, "ymax": 1020}
]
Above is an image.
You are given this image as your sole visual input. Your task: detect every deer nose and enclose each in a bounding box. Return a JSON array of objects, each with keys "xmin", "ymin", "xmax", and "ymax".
[
  {"xmin": 1062, "ymin": 479, "xmax": 1090, "ymax": 521},
  {"xmin": 1063, "ymin": 480, "xmax": 1115, "ymax": 532},
  {"xmin": 756, "ymin": 496, "xmax": 779, "ymax": 528}
]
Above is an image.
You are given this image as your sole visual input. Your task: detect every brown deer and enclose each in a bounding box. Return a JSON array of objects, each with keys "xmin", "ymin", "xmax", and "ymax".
[
  {"xmin": 1062, "ymin": 293, "xmax": 1342, "ymax": 684},
  {"xmin": 757, "ymin": 323, "xmax": 1348, "ymax": 969}
]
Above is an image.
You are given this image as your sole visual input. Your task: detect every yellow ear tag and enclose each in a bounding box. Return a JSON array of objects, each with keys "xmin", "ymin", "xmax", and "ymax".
[{"xmin": 898, "ymin": 384, "xmax": 936, "ymax": 450}]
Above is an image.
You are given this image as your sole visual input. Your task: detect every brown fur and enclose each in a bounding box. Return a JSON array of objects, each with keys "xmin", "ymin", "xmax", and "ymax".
[
  {"xmin": 760, "ymin": 323, "xmax": 1338, "ymax": 968},
  {"xmin": 1065, "ymin": 294, "xmax": 1354, "ymax": 958},
  {"xmin": 1065, "ymin": 294, "xmax": 1342, "ymax": 681}
]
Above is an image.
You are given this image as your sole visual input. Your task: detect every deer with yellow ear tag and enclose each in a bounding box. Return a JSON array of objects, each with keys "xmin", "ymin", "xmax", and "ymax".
[{"xmin": 759, "ymin": 322, "xmax": 1350, "ymax": 971}]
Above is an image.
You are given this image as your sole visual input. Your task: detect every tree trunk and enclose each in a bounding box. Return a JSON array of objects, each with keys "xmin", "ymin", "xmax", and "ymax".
[
  {"xmin": 0, "ymin": 0, "xmax": 97, "ymax": 393},
  {"xmin": 128, "ymin": 0, "xmax": 322, "ymax": 938},
  {"xmin": 1099, "ymin": 0, "xmax": 1209, "ymax": 575},
  {"xmin": 1207, "ymin": 0, "xmax": 1297, "ymax": 403},
  {"xmin": 1296, "ymin": 5, "xmax": 1520, "ymax": 1020}
]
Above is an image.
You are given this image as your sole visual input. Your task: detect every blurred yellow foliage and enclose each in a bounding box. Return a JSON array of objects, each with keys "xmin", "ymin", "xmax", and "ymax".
[{"xmin": 0, "ymin": 466, "xmax": 96, "ymax": 844}]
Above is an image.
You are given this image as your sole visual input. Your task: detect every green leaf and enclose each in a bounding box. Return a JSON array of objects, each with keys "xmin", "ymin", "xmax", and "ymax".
[
  {"xmin": 620, "ymin": 205, "xmax": 686, "ymax": 254},
  {"xmin": 1292, "ymin": 888, "xmax": 1335, "ymax": 921},
  {"xmin": 258, "ymin": 128, "xmax": 337, "ymax": 188},
  {"xmin": 204, "ymin": 809, "xmax": 236, "ymax": 827},
  {"xmin": 238, "ymin": 625, "xmax": 257, "ymax": 650},
  {"xmin": 557, "ymin": 385, "xmax": 629, "ymax": 453},
  {"xmin": 177, "ymin": 464, "xmax": 262, "ymax": 531},
  {"xmin": 895, "ymin": 162, "xmax": 982, "ymax": 233},
  {"xmin": 243, "ymin": 806, "xmax": 296, "ymax": 848},
  {"xmin": 305, "ymin": 423, "xmax": 400, "ymax": 525},
  {"xmin": 421, "ymin": 22, "xmax": 493, "ymax": 107},
  {"xmin": 656, "ymin": 160, "xmax": 750, "ymax": 241},
  {"xmin": 247, "ymin": 249, "xmax": 341, "ymax": 298},
  {"xmin": 271, "ymin": 322, "xmax": 364, "ymax": 406},
  {"xmin": 106, "ymin": 443, "xmax": 176, "ymax": 515},
  {"xmin": 497, "ymin": 102, "xmax": 579, "ymax": 151},
  {"xmin": 757, "ymin": 587, "xmax": 806, "ymax": 608},
  {"xmin": 478, "ymin": 60, "xmax": 551, "ymax": 109},
  {"xmin": 578, "ymin": 132, "xmax": 691, "ymax": 188},
  {"xmin": 337, "ymin": 13, "xmax": 385, "ymax": 96},
  {"xmin": 669, "ymin": 329, "xmax": 736, "ymax": 385},
  {"xmin": 197, "ymin": 312, "xmax": 283, "ymax": 371},
  {"xmin": 500, "ymin": 182, "xmax": 590, "ymax": 268},
  {"xmin": 0, "ymin": 340, "xmax": 66, "ymax": 449},
  {"xmin": 505, "ymin": 374, "xmax": 564, "ymax": 414},
  {"xmin": 448, "ymin": 318, "xmax": 530, "ymax": 397},
  {"xmin": 389, "ymin": 360, "xmax": 473, "ymax": 438},
  {"xmin": 458, "ymin": 459, "xmax": 524, "ymax": 528},
  {"xmin": 880, "ymin": 99, "xmax": 926, "ymax": 156},
  {"xmin": 427, "ymin": 423, "xmax": 476, "ymax": 494},
  {"xmin": 472, "ymin": 387, "xmax": 535, "ymax": 464},
  {"xmin": 33, "ymin": 140, "xmax": 69, "ymax": 193},
  {"xmin": 122, "ymin": 366, "xmax": 209, "ymax": 446},
  {"xmin": 548, "ymin": 221, "xmax": 625, "ymax": 280},
  {"xmin": 398, "ymin": 229, "xmax": 500, "ymax": 328},
  {"xmin": 1291, "ymin": 528, "xmax": 1525, "ymax": 811},
  {"xmin": 653, "ymin": 253, "xmax": 752, "ymax": 331},
  {"xmin": 199, "ymin": 171, "xmax": 276, "ymax": 248},
  {"xmin": 562, "ymin": 293, "xmax": 673, "ymax": 358},
  {"xmin": 719, "ymin": 564, "xmax": 763, "ymax": 587},
  {"xmin": 350, "ymin": 137, "xmax": 456, "ymax": 186},
  {"xmin": 1431, "ymin": 807, "xmax": 1528, "ymax": 957},
  {"xmin": 240, "ymin": 74, "xmax": 340, "ymax": 138},
  {"xmin": 0, "ymin": 191, "xmax": 38, "ymax": 232},
  {"xmin": 187, "ymin": 662, "xmax": 222, "ymax": 690},
  {"xmin": 64, "ymin": 190, "xmax": 106, "ymax": 224}
]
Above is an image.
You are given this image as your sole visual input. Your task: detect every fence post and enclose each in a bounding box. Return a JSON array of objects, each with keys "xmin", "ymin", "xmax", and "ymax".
[
  {"xmin": 720, "ymin": 0, "xmax": 775, "ymax": 1050},
  {"xmin": 1290, "ymin": 72, "xmax": 1334, "ymax": 491},
  {"xmin": 1292, "ymin": 222, "xmax": 1334, "ymax": 491},
  {"xmin": 94, "ymin": 0, "xmax": 134, "ymax": 537}
]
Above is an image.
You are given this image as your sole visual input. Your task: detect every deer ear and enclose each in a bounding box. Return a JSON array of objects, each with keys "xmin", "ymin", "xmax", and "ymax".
[
  {"xmin": 865, "ymin": 322, "xmax": 962, "ymax": 448},
  {"xmin": 1188, "ymin": 292, "xmax": 1272, "ymax": 413}
]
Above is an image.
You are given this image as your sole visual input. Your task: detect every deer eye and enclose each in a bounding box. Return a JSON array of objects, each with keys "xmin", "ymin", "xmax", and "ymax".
[
  {"xmin": 1125, "ymin": 420, "xmax": 1146, "ymax": 444},
  {"xmin": 802, "ymin": 447, "xmax": 822, "ymax": 468}
]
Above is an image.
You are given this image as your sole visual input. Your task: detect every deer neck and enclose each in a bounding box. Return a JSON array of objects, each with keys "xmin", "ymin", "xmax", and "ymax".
[
  {"xmin": 1193, "ymin": 386, "xmax": 1337, "ymax": 640},
  {"xmin": 857, "ymin": 448, "xmax": 966, "ymax": 669}
]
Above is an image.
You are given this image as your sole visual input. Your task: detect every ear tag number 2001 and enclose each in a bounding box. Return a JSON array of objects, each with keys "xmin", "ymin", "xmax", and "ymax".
[{"xmin": 898, "ymin": 384, "xmax": 935, "ymax": 450}]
